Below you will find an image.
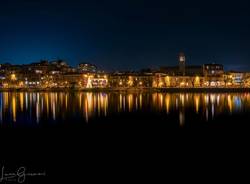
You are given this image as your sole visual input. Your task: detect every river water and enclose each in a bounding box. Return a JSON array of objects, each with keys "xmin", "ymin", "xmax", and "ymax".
[{"xmin": 0, "ymin": 92, "xmax": 250, "ymax": 129}]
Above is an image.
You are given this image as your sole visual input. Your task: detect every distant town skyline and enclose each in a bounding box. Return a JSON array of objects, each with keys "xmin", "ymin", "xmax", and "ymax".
[
  {"xmin": 1, "ymin": 0, "xmax": 250, "ymax": 71},
  {"xmin": 0, "ymin": 55, "xmax": 248, "ymax": 73}
]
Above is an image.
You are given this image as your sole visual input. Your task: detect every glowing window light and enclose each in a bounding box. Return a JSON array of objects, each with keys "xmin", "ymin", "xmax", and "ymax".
[
  {"xmin": 194, "ymin": 76, "xmax": 200, "ymax": 86},
  {"xmin": 210, "ymin": 82, "xmax": 216, "ymax": 86},
  {"xmin": 165, "ymin": 76, "xmax": 170, "ymax": 87},
  {"xmin": 158, "ymin": 81, "xmax": 164, "ymax": 87},
  {"xmin": 86, "ymin": 77, "xmax": 92, "ymax": 88},
  {"xmin": 19, "ymin": 81, "xmax": 24, "ymax": 86},
  {"xmin": 180, "ymin": 82, "xmax": 186, "ymax": 87},
  {"xmin": 11, "ymin": 74, "xmax": 17, "ymax": 81},
  {"xmin": 128, "ymin": 76, "xmax": 133, "ymax": 86}
]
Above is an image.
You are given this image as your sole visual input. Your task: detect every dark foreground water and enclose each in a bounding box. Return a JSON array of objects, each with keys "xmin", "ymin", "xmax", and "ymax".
[
  {"xmin": 0, "ymin": 91, "xmax": 250, "ymax": 129},
  {"xmin": 1, "ymin": 92, "xmax": 250, "ymax": 183}
]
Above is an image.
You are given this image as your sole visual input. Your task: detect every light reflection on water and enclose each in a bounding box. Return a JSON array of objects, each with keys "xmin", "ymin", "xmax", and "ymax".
[{"xmin": 0, "ymin": 92, "xmax": 250, "ymax": 126}]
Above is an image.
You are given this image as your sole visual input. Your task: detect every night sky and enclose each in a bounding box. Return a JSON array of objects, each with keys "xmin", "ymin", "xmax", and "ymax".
[{"xmin": 0, "ymin": 0, "xmax": 250, "ymax": 71}]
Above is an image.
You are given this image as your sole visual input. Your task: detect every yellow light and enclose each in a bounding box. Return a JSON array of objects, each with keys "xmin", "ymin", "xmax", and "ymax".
[
  {"xmin": 3, "ymin": 83, "xmax": 8, "ymax": 88},
  {"xmin": 139, "ymin": 81, "xmax": 143, "ymax": 85},
  {"xmin": 119, "ymin": 81, "xmax": 123, "ymax": 85},
  {"xmin": 20, "ymin": 93, "xmax": 24, "ymax": 111},
  {"xmin": 128, "ymin": 94, "xmax": 133, "ymax": 112},
  {"xmin": 159, "ymin": 82, "xmax": 164, "ymax": 87},
  {"xmin": 180, "ymin": 82, "xmax": 185, "ymax": 86},
  {"xmin": 128, "ymin": 76, "xmax": 133, "ymax": 86},
  {"xmin": 204, "ymin": 82, "xmax": 209, "ymax": 86},
  {"xmin": 194, "ymin": 95, "xmax": 200, "ymax": 113},
  {"xmin": 12, "ymin": 96, "xmax": 16, "ymax": 122},
  {"xmin": 194, "ymin": 76, "xmax": 200, "ymax": 87},
  {"xmin": 165, "ymin": 94, "xmax": 170, "ymax": 114},
  {"xmin": 153, "ymin": 81, "xmax": 157, "ymax": 87},
  {"xmin": 86, "ymin": 77, "xmax": 92, "ymax": 88},
  {"xmin": 165, "ymin": 76, "xmax": 170, "ymax": 87},
  {"xmin": 19, "ymin": 81, "xmax": 24, "ymax": 86},
  {"xmin": 11, "ymin": 74, "xmax": 16, "ymax": 81},
  {"xmin": 227, "ymin": 95, "xmax": 233, "ymax": 113}
]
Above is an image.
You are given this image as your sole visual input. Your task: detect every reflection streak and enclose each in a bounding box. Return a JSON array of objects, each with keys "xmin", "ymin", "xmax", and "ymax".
[{"xmin": 0, "ymin": 92, "xmax": 249, "ymax": 126}]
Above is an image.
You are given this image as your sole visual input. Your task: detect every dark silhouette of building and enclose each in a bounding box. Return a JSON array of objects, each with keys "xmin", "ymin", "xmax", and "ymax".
[
  {"xmin": 179, "ymin": 52, "xmax": 186, "ymax": 76},
  {"xmin": 78, "ymin": 63, "xmax": 97, "ymax": 73},
  {"xmin": 203, "ymin": 63, "xmax": 224, "ymax": 77}
]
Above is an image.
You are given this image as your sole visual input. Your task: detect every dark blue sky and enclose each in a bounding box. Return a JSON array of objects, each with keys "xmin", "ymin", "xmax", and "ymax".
[{"xmin": 0, "ymin": 0, "xmax": 250, "ymax": 71}]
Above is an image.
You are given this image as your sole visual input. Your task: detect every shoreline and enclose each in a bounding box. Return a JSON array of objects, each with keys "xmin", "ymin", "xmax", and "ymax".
[{"xmin": 1, "ymin": 87, "xmax": 250, "ymax": 93}]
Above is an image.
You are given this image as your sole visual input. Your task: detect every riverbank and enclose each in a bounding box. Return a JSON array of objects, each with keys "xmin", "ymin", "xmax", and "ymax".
[{"xmin": 1, "ymin": 87, "xmax": 250, "ymax": 93}]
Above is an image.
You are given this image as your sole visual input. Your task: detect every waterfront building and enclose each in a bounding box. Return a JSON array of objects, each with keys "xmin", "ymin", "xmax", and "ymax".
[
  {"xmin": 157, "ymin": 53, "xmax": 205, "ymax": 87},
  {"xmin": 203, "ymin": 63, "xmax": 224, "ymax": 77},
  {"xmin": 109, "ymin": 72, "xmax": 153, "ymax": 88},
  {"xmin": 1, "ymin": 55, "xmax": 250, "ymax": 89},
  {"xmin": 224, "ymin": 71, "xmax": 244, "ymax": 86},
  {"xmin": 160, "ymin": 53, "xmax": 203, "ymax": 77},
  {"xmin": 61, "ymin": 73, "xmax": 108, "ymax": 88},
  {"xmin": 243, "ymin": 73, "xmax": 250, "ymax": 87},
  {"xmin": 160, "ymin": 65, "xmax": 203, "ymax": 77},
  {"xmin": 202, "ymin": 63, "xmax": 224, "ymax": 86},
  {"xmin": 153, "ymin": 74, "xmax": 204, "ymax": 88}
]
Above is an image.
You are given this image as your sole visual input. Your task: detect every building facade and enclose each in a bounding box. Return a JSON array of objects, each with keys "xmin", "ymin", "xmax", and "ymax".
[{"xmin": 1, "ymin": 55, "xmax": 250, "ymax": 89}]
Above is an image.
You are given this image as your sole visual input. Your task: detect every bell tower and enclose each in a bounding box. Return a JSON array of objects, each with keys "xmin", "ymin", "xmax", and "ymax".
[{"xmin": 179, "ymin": 52, "xmax": 186, "ymax": 76}]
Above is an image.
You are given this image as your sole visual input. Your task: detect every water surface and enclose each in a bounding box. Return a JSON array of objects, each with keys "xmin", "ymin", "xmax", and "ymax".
[{"xmin": 0, "ymin": 92, "xmax": 249, "ymax": 128}]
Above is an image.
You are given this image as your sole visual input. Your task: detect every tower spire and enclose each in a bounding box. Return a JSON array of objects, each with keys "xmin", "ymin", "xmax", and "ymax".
[{"xmin": 179, "ymin": 52, "xmax": 186, "ymax": 76}]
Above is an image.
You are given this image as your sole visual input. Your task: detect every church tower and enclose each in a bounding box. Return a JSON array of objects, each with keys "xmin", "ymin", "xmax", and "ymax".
[{"xmin": 179, "ymin": 52, "xmax": 186, "ymax": 76}]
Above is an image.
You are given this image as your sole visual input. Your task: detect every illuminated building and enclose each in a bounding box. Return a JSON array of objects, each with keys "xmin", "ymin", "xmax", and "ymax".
[
  {"xmin": 160, "ymin": 53, "xmax": 203, "ymax": 77},
  {"xmin": 109, "ymin": 72, "xmax": 153, "ymax": 88},
  {"xmin": 179, "ymin": 52, "xmax": 186, "ymax": 76},
  {"xmin": 0, "ymin": 54, "xmax": 250, "ymax": 89},
  {"xmin": 203, "ymin": 63, "xmax": 224, "ymax": 77},
  {"xmin": 203, "ymin": 63, "xmax": 224, "ymax": 86},
  {"xmin": 226, "ymin": 71, "xmax": 244, "ymax": 86},
  {"xmin": 10, "ymin": 73, "xmax": 17, "ymax": 81}
]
